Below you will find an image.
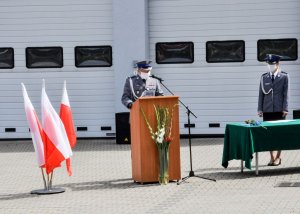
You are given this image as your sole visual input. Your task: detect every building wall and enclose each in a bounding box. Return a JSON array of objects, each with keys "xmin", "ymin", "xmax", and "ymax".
[
  {"xmin": 148, "ymin": 0, "xmax": 300, "ymax": 134},
  {"xmin": 0, "ymin": 0, "xmax": 115, "ymax": 138},
  {"xmin": 0, "ymin": 0, "xmax": 299, "ymax": 138},
  {"xmin": 0, "ymin": 0, "xmax": 151, "ymax": 139},
  {"xmin": 113, "ymin": 0, "xmax": 149, "ymax": 113}
]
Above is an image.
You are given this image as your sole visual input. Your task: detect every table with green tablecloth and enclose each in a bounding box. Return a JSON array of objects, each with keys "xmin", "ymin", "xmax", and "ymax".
[{"xmin": 222, "ymin": 119, "xmax": 300, "ymax": 173}]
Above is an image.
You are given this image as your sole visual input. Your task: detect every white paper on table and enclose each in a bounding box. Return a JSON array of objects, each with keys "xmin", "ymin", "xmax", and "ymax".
[{"xmin": 266, "ymin": 120, "xmax": 295, "ymax": 123}]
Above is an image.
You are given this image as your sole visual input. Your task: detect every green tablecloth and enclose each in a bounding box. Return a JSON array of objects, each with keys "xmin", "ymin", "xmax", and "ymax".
[{"xmin": 222, "ymin": 119, "xmax": 300, "ymax": 170}]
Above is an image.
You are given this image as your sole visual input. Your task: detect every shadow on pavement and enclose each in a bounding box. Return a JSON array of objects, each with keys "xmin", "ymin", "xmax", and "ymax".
[
  {"xmin": 190, "ymin": 166, "xmax": 300, "ymax": 181},
  {"xmin": 0, "ymin": 178, "xmax": 165, "ymax": 201}
]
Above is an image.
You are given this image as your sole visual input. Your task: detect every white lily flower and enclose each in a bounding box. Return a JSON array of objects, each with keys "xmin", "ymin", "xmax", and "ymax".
[{"xmin": 156, "ymin": 127, "xmax": 165, "ymax": 144}]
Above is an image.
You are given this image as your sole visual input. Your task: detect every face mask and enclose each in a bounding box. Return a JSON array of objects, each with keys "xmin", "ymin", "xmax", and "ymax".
[
  {"xmin": 140, "ymin": 72, "xmax": 150, "ymax": 80},
  {"xmin": 268, "ymin": 64, "xmax": 277, "ymax": 73}
]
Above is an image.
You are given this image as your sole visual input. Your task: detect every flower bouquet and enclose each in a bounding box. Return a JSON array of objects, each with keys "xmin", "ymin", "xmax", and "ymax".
[
  {"xmin": 244, "ymin": 119, "xmax": 267, "ymax": 129},
  {"xmin": 141, "ymin": 104, "xmax": 176, "ymax": 185}
]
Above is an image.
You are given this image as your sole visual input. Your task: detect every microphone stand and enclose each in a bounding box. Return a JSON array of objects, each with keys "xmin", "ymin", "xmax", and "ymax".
[{"xmin": 157, "ymin": 79, "xmax": 216, "ymax": 185}]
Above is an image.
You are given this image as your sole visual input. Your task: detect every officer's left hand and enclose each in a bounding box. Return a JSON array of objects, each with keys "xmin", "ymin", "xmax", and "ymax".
[
  {"xmin": 282, "ymin": 111, "xmax": 288, "ymax": 117},
  {"xmin": 127, "ymin": 103, "xmax": 133, "ymax": 109}
]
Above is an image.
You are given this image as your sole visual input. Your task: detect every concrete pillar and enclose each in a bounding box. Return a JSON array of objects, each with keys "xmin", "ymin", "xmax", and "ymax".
[{"xmin": 112, "ymin": 0, "xmax": 149, "ymax": 112}]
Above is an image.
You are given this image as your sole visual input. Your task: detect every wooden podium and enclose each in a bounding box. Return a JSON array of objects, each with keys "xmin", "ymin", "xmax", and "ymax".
[{"xmin": 130, "ymin": 96, "xmax": 181, "ymax": 183}]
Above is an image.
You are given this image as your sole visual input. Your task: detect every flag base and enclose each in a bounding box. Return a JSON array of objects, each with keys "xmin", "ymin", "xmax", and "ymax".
[{"xmin": 30, "ymin": 187, "xmax": 65, "ymax": 195}]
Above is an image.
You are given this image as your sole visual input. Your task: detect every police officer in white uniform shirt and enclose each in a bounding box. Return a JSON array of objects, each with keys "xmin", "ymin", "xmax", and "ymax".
[
  {"xmin": 121, "ymin": 60, "xmax": 164, "ymax": 109},
  {"xmin": 257, "ymin": 54, "xmax": 289, "ymax": 166}
]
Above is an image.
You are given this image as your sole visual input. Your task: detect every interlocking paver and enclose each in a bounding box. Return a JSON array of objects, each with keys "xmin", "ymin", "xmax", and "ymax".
[{"xmin": 1, "ymin": 138, "xmax": 300, "ymax": 213}]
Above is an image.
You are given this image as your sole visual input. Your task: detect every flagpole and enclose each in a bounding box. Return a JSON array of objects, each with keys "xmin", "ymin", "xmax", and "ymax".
[
  {"xmin": 49, "ymin": 171, "xmax": 53, "ymax": 189},
  {"xmin": 40, "ymin": 167, "xmax": 47, "ymax": 190},
  {"xmin": 47, "ymin": 173, "xmax": 50, "ymax": 190}
]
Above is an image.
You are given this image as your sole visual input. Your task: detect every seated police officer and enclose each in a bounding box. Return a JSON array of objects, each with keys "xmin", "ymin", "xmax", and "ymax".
[{"xmin": 121, "ymin": 60, "xmax": 164, "ymax": 109}]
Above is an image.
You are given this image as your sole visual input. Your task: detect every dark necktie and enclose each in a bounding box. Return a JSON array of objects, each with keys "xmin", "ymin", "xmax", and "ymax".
[{"xmin": 271, "ymin": 74, "xmax": 274, "ymax": 83}]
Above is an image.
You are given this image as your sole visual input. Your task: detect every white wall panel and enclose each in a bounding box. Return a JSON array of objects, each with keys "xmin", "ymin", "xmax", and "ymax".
[
  {"xmin": 149, "ymin": 0, "xmax": 300, "ymax": 135},
  {"xmin": 0, "ymin": 0, "xmax": 299, "ymax": 138},
  {"xmin": 0, "ymin": 0, "xmax": 114, "ymax": 138}
]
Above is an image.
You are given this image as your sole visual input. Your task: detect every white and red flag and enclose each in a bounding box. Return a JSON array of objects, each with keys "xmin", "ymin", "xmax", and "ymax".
[
  {"xmin": 21, "ymin": 83, "xmax": 45, "ymax": 167},
  {"xmin": 60, "ymin": 80, "xmax": 77, "ymax": 176},
  {"xmin": 41, "ymin": 80, "xmax": 72, "ymax": 174}
]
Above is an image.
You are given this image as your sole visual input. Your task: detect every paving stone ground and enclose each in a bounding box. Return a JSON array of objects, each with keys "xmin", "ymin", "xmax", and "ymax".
[{"xmin": 1, "ymin": 138, "xmax": 300, "ymax": 214}]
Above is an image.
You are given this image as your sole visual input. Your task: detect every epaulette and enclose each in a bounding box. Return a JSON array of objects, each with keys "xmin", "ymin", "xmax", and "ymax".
[
  {"xmin": 281, "ymin": 71, "xmax": 287, "ymax": 74},
  {"xmin": 127, "ymin": 75, "xmax": 136, "ymax": 79},
  {"xmin": 261, "ymin": 72, "xmax": 268, "ymax": 76}
]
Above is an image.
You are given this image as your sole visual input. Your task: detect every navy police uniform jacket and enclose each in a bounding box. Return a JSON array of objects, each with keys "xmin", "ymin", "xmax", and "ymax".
[
  {"xmin": 121, "ymin": 75, "xmax": 164, "ymax": 108},
  {"xmin": 258, "ymin": 71, "xmax": 289, "ymax": 113}
]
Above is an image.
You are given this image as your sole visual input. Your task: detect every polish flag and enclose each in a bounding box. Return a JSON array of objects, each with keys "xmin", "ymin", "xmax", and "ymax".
[
  {"xmin": 41, "ymin": 80, "xmax": 72, "ymax": 174},
  {"xmin": 60, "ymin": 80, "xmax": 77, "ymax": 176},
  {"xmin": 21, "ymin": 83, "xmax": 45, "ymax": 167}
]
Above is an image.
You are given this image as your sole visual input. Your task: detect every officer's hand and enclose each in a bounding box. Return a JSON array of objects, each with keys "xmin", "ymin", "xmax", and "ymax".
[
  {"xmin": 257, "ymin": 111, "xmax": 263, "ymax": 117},
  {"xmin": 127, "ymin": 103, "xmax": 133, "ymax": 109},
  {"xmin": 282, "ymin": 111, "xmax": 288, "ymax": 117}
]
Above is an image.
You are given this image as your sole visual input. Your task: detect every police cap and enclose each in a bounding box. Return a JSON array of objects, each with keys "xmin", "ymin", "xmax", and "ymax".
[
  {"xmin": 265, "ymin": 54, "xmax": 281, "ymax": 64},
  {"xmin": 136, "ymin": 60, "xmax": 152, "ymax": 69}
]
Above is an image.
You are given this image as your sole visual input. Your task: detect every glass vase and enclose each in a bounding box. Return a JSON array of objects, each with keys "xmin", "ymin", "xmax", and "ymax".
[{"xmin": 157, "ymin": 143, "xmax": 170, "ymax": 185}]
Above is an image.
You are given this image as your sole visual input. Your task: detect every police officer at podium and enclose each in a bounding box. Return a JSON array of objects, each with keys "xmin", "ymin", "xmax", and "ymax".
[
  {"xmin": 257, "ymin": 54, "xmax": 289, "ymax": 166},
  {"xmin": 121, "ymin": 60, "xmax": 164, "ymax": 109}
]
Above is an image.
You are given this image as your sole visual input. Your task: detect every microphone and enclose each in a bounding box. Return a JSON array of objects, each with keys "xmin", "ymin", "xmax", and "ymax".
[{"xmin": 150, "ymin": 74, "xmax": 164, "ymax": 82}]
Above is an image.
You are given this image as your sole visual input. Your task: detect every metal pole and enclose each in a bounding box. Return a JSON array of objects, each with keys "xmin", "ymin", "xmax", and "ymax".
[
  {"xmin": 49, "ymin": 172, "xmax": 53, "ymax": 190},
  {"xmin": 187, "ymin": 108, "xmax": 194, "ymax": 176},
  {"xmin": 40, "ymin": 167, "xmax": 47, "ymax": 190}
]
